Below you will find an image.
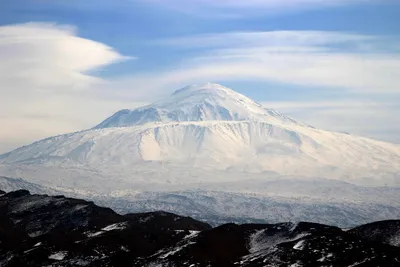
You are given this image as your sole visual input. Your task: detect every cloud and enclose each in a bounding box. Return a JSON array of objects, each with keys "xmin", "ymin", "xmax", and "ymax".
[
  {"xmin": 18, "ymin": 0, "xmax": 385, "ymax": 15},
  {"xmin": 129, "ymin": 31, "xmax": 400, "ymax": 93},
  {"xmin": 261, "ymin": 100, "xmax": 400, "ymax": 144},
  {"xmin": 0, "ymin": 22, "xmax": 131, "ymax": 90},
  {"xmin": 160, "ymin": 31, "xmax": 375, "ymax": 49},
  {"xmin": 144, "ymin": 0, "xmax": 381, "ymax": 17},
  {"xmin": 0, "ymin": 22, "xmax": 138, "ymax": 153},
  {"xmin": 175, "ymin": 0, "xmax": 377, "ymax": 8}
]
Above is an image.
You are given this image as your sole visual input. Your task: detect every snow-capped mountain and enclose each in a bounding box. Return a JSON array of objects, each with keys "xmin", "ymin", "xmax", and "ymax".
[
  {"xmin": 1, "ymin": 82, "xmax": 400, "ymax": 227},
  {"xmin": 0, "ymin": 83, "xmax": 399, "ymax": 187}
]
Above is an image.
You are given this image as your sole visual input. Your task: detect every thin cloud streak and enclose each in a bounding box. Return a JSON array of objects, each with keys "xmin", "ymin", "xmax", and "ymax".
[
  {"xmin": 160, "ymin": 31, "xmax": 376, "ymax": 49},
  {"xmin": 142, "ymin": 31, "xmax": 400, "ymax": 93},
  {"xmin": 261, "ymin": 100, "xmax": 400, "ymax": 143},
  {"xmin": 143, "ymin": 0, "xmax": 382, "ymax": 17}
]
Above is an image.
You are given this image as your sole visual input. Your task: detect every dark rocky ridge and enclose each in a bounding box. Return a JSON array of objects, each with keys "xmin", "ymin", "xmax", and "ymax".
[
  {"xmin": 0, "ymin": 190, "xmax": 399, "ymax": 267},
  {"xmin": 349, "ymin": 220, "xmax": 400, "ymax": 247}
]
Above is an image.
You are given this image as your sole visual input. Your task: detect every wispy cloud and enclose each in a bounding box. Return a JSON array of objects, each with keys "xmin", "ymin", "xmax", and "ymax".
[
  {"xmin": 0, "ymin": 22, "xmax": 138, "ymax": 153},
  {"xmin": 144, "ymin": 0, "xmax": 383, "ymax": 17},
  {"xmin": 0, "ymin": 22, "xmax": 131, "ymax": 90},
  {"xmin": 130, "ymin": 31, "xmax": 400, "ymax": 93},
  {"xmin": 176, "ymin": 0, "xmax": 379, "ymax": 8},
  {"xmin": 160, "ymin": 31, "xmax": 376, "ymax": 49},
  {"xmin": 262, "ymin": 100, "xmax": 400, "ymax": 143}
]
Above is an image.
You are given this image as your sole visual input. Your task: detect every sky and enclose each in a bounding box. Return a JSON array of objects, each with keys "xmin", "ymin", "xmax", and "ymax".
[{"xmin": 0, "ymin": 0, "xmax": 399, "ymax": 153}]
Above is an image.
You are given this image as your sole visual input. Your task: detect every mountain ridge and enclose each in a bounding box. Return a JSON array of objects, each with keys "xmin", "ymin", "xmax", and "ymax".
[{"xmin": 0, "ymin": 190, "xmax": 399, "ymax": 267}]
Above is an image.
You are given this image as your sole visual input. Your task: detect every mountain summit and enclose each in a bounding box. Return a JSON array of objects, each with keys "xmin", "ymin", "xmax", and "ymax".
[{"xmin": 94, "ymin": 83, "xmax": 302, "ymax": 129}]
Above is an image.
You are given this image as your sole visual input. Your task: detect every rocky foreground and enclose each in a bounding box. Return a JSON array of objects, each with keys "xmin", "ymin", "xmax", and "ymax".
[{"xmin": 0, "ymin": 190, "xmax": 399, "ymax": 267}]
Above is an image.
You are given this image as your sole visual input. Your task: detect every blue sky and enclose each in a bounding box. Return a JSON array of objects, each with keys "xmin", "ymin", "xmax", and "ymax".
[{"xmin": 0, "ymin": 0, "xmax": 399, "ymax": 152}]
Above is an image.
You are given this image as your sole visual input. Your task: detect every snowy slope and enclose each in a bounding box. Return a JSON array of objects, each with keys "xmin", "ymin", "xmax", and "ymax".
[
  {"xmin": 0, "ymin": 176, "xmax": 57, "ymax": 195},
  {"xmin": 1, "ymin": 121, "xmax": 399, "ymax": 185},
  {"xmin": 0, "ymin": 83, "xmax": 399, "ymax": 188}
]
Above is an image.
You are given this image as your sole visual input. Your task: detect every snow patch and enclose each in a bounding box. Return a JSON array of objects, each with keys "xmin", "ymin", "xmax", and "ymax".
[
  {"xmin": 184, "ymin": 230, "xmax": 200, "ymax": 239},
  {"xmin": 121, "ymin": 246, "xmax": 130, "ymax": 252},
  {"xmin": 154, "ymin": 229, "xmax": 199, "ymax": 259},
  {"xmin": 389, "ymin": 235, "xmax": 400, "ymax": 246},
  {"xmin": 86, "ymin": 222, "xmax": 128, "ymax": 237},
  {"xmin": 48, "ymin": 251, "xmax": 67, "ymax": 261},
  {"xmin": 86, "ymin": 231, "xmax": 104, "ymax": 238},
  {"xmin": 293, "ymin": 240, "xmax": 306, "ymax": 250},
  {"xmin": 102, "ymin": 222, "xmax": 128, "ymax": 231}
]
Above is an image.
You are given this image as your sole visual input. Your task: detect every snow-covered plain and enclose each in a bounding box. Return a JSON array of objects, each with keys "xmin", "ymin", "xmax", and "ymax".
[{"xmin": 0, "ymin": 83, "xmax": 399, "ymax": 225}]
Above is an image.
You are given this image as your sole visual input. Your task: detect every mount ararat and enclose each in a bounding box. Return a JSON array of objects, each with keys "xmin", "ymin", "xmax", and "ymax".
[{"xmin": 0, "ymin": 83, "xmax": 399, "ymax": 225}]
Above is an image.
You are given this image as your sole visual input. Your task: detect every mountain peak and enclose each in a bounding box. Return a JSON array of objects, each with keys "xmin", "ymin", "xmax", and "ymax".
[
  {"xmin": 94, "ymin": 83, "xmax": 301, "ymax": 129},
  {"xmin": 171, "ymin": 82, "xmax": 232, "ymax": 96},
  {"xmin": 162, "ymin": 83, "xmax": 262, "ymax": 110}
]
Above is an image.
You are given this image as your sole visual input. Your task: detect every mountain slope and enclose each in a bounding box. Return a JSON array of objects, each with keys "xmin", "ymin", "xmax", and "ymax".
[
  {"xmin": 1, "ymin": 119, "xmax": 399, "ymax": 186},
  {"xmin": 349, "ymin": 220, "xmax": 400, "ymax": 247}
]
